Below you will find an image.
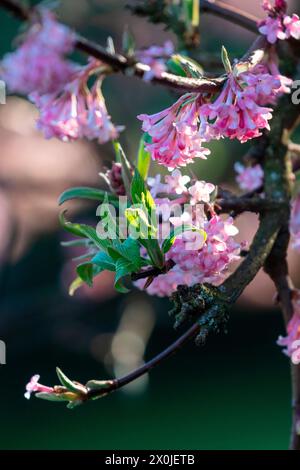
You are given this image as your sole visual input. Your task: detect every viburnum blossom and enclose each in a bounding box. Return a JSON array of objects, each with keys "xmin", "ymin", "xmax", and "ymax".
[
  {"xmin": 266, "ymin": 51, "xmax": 293, "ymax": 95},
  {"xmin": 139, "ymin": 61, "xmax": 286, "ymax": 168},
  {"xmin": 188, "ymin": 181, "xmax": 215, "ymax": 204},
  {"xmin": 25, "ymin": 374, "xmax": 54, "ymax": 399},
  {"xmin": 258, "ymin": 1, "xmax": 300, "ymax": 44},
  {"xmin": 136, "ymin": 40, "xmax": 174, "ymax": 81},
  {"xmin": 134, "ymin": 173, "xmax": 241, "ymax": 297},
  {"xmin": 290, "ymin": 194, "xmax": 300, "ymax": 252},
  {"xmin": 200, "ymin": 67, "xmax": 280, "ymax": 143},
  {"xmin": 0, "ymin": 8, "xmax": 75, "ymax": 95},
  {"xmin": 165, "ymin": 170, "xmax": 191, "ymax": 195},
  {"xmin": 30, "ymin": 59, "xmax": 123, "ymax": 143},
  {"xmin": 138, "ymin": 94, "xmax": 210, "ymax": 169},
  {"xmin": 277, "ymin": 291, "xmax": 300, "ymax": 365},
  {"xmin": 234, "ymin": 162, "xmax": 264, "ymax": 192}
]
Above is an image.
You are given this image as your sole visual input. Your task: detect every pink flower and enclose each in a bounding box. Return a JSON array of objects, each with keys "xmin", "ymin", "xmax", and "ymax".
[
  {"xmin": 134, "ymin": 171, "xmax": 242, "ymax": 297},
  {"xmin": 30, "ymin": 59, "xmax": 123, "ymax": 143},
  {"xmin": 258, "ymin": 1, "xmax": 300, "ymax": 43},
  {"xmin": 165, "ymin": 170, "xmax": 191, "ymax": 195},
  {"xmin": 290, "ymin": 195, "xmax": 300, "ymax": 252},
  {"xmin": 138, "ymin": 60, "xmax": 286, "ymax": 169},
  {"xmin": 200, "ymin": 67, "xmax": 281, "ymax": 143},
  {"xmin": 147, "ymin": 175, "xmax": 169, "ymax": 198},
  {"xmin": 138, "ymin": 94, "xmax": 210, "ymax": 169},
  {"xmin": 283, "ymin": 14, "xmax": 300, "ymax": 40},
  {"xmin": 188, "ymin": 181, "xmax": 215, "ymax": 205},
  {"xmin": 234, "ymin": 163, "xmax": 264, "ymax": 191},
  {"xmin": 258, "ymin": 16, "xmax": 285, "ymax": 44},
  {"xmin": 136, "ymin": 40, "xmax": 174, "ymax": 81},
  {"xmin": 278, "ymin": 291, "xmax": 300, "ymax": 365},
  {"xmin": 1, "ymin": 8, "xmax": 75, "ymax": 95},
  {"xmin": 25, "ymin": 374, "xmax": 54, "ymax": 400},
  {"xmin": 266, "ymin": 52, "xmax": 293, "ymax": 96}
]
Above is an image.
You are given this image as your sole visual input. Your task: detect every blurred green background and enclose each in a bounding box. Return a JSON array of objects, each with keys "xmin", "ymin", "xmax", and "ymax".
[{"xmin": 0, "ymin": 0, "xmax": 298, "ymax": 450}]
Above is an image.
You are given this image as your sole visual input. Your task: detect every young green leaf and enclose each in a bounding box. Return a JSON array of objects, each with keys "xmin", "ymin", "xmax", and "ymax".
[
  {"xmin": 56, "ymin": 367, "xmax": 86, "ymax": 394},
  {"xmin": 35, "ymin": 392, "xmax": 69, "ymax": 402},
  {"xmin": 91, "ymin": 252, "xmax": 116, "ymax": 271},
  {"xmin": 114, "ymin": 257, "xmax": 136, "ymax": 293},
  {"xmin": 170, "ymin": 54, "xmax": 203, "ymax": 78},
  {"xmin": 58, "ymin": 187, "xmax": 119, "ymax": 207},
  {"xmin": 76, "ymin": 263, "xmax": 94, "ymax": 287},
  {"xmin": 221, "ymin": 46, "xmax": 232, "ymax": 74},
  {"xmin": 109, "ymin": 237, "xmax": 142, "ymax": 271},
  {"xmin": 137, "ymin": 134, "xmax": 151, "ymax": 180},
  {"xmin": 69, "ymin": 277, "xmax": 84, "ymax": 296},
  {"xmin": 60, "ymin": 211, "xmax": 111, "ymax": 253},
  {"xmin": 122, "ymin": 27, "xmax": 135, "ymax": 57}
]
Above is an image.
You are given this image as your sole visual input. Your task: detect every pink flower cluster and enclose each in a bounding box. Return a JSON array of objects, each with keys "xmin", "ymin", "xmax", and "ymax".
[
  {"xmin": 290, "ymin": 195, "xmax": 300, "ymax": 252},
  {"xmin": 234, "ymin": 162, "xmax": 264, "ymax": 191},
  {"xmin": 277, "ymin": 290, "xmax": 300, "ymax": 365},
  {"xmin": 136, "ymin": 40, "xmax": 174, "ymax": 81},
  {"xmin": 138, "ymin": 94, "xmax": 210, "ymax": 169},
  {"xmin": 30, "ymin": 59, "xmax": 123, "ymax": 143},
  {"xmin": 138, "ymin": 63, "xmax": 284, "ymax": 168},
  {"xmin": 134, "ymin": 171, "xmax": 242, "ymax": 297},
  {"xmin": 1, "ymin": 8, "xmax": 75, "ymax": 95},
  {"xmin": 200, "ymin": 67, "xmax": 280, "ymax": 143},
  {"xmin": 25, "ymin": 374, "xmax": 54, "ymax": 399},
  {"xmin": 258, "ymin": 1, "xmax": 300, "ymax": 44}
]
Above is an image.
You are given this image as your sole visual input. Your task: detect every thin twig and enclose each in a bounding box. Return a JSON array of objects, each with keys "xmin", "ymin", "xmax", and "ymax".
[
  {"xmin": 0, "ymin": 0, "xmax": 267, "ymax": 94},
  {"xmin": 201, "ymin": 0, "xmax": 259, "ymax": 34}
]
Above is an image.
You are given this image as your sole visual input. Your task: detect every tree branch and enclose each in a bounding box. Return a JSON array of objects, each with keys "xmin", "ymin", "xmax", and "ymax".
[
  {"xmin": 0, "ymin": 0, "xmax": 267, "ymax": 95},
  {"xmin": 201, "ymin": 0, "xmax": 259, "ymax": 33},
  {"xmin": 0, "ymin": 0, "xmax": 226, "ymax": 94}
]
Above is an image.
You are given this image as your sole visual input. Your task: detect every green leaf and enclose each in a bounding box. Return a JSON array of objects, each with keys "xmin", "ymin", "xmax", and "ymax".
[
  {"xmin": 76, "ymin": 263, "xmax": 94, "ymax": 287},
  {"xmin": 56, "ymin": 367, "xmax": 86, "ymax": 394},
  {"xmin": 131, "ymin": 168, "xmax": 147, "ymax": 203},
  {"xmin": 122, "ymin": 27, "xmax": 135, "ymax": 56},
  {"xmin": 58, "ymin": 187, "xmax": 119, "ymax": 207},
  {"xmin": 162, "ymin": 225, "xmax": 207, "ymax": 254},
  {"xmin": 113, "ymin": 141, "xmax": 132, "ymax": 197},
  {"xmin": 167, "ymin": 57, "xmax": 188, "ymax": 77},
  {"xmin": 131, "ymin": 169, "xmax": 156, "ymax": 219},
  {"xmin": 221, "ymin": 46, "xmax": 232, "ymax": 74},
  {"xmin": 170, "ymin": 54, "xmax": 203, "ymax": 78},
  {"xmin": 96, "ymin": 193, "xmax": 118, "ymax": 239},
  {"xmin": 69, "ymin": 277, "xmax": 84, "ymax": 296},
  {"xmin": 35, "ymin": 392, "xmax": 69, "ymax": 402},
  {"xmin": 142, "ymin": 238, "xmax": 165, "ymax": 268},
  {"xmin": 91, "ymin": 252, "xmax": 116, "ymax": 272},
  {"xmin": 59, "ymin": 211, "xmax": 111, "ymax": 253},
  {"xmin": 61, "ymin": 239, "xmax": 92, "ymax": 248},
  {"xmin": 109, "ymin": 237, "xmax": 142, "ymax": 271},
  {"xmin": 125, "ymin": 207, "xmax": 152, "ymax": 237},
  {"xmin": 77, "ymin": 262, "xmax": 105, "ymax": 287},
  {"xmin": 114, "ymin": 257, "xmax": 136, "ymax": 293},
  {"xmin": 137, "ymin": 134, "xmax": 151, "ymax": 180}
]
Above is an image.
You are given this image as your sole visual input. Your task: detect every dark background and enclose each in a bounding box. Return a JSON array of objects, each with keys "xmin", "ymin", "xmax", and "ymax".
[{"xmin": 0, "ymin": 0, "xmax": 298, "ymax": 449}]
